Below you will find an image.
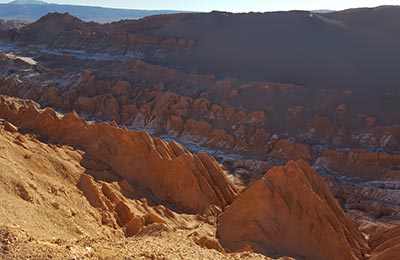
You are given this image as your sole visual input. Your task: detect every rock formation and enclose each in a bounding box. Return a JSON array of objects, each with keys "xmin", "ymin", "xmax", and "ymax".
[
  {"xmin": 315, "ymin": 149, "xmax": 400, "ymax": 179},
  {"xmin": 217, "ymin": 160, "xmax": 369, "ymax": 260},
  {"xmin": 1, "ymin": 95, "xmax": 400, "ymax": 259},
  {"xmin": 0, "ymin": 105, "xmax": 273, "ymax": 260},
  {"xmin": 1, "ymin": 9, "xmax": 400, "ymax": 259},
  {"xmin": 0, "ymin": 95, "xmax": 237, "ymax": 214},
  {"xmin": 2, "ymin": 49, "xmax": 400, "ymax": 158}
]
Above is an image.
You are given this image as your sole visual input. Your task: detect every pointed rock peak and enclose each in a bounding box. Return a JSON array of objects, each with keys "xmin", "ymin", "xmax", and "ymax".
[{"xmin": 217, "ymin": 160, "xmax": 369, "ymax": 260}]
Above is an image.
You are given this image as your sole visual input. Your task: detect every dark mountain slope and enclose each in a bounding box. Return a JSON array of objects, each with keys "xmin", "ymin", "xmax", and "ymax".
[{"xmin": 14, "ymin": 12, "xmax": 92, "ymax": 43}]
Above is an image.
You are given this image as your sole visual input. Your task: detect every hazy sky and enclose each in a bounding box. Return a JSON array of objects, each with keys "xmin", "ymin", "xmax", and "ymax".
[{"xmin": 1, "ymin": 0, "xmax": 399, "ymax": 12}]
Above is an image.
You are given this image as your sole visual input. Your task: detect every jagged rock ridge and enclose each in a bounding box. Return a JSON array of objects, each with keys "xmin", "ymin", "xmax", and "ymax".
[
  {"xmin": 217, "ymin": 160, "xmax": 369, "ymax": 260},
  {"xmin": 0, "ymin": 95, "xmax": 237, "ymax": 214}
]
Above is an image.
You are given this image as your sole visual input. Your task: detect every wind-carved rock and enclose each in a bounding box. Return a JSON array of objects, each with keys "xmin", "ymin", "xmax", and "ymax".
[
  {"xmin": 217, "ymin": 160, "xmax": 369, "ymax": 260},
  {"xmin": 0, "ymin": 95, "xmax": 237, "ymax": 214}
]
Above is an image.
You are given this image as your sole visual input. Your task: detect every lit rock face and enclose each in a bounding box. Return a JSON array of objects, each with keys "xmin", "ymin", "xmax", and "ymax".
[
  {"xmin": 217, "ymin": 160, "xmax": 369, "ymax": 260},
  {"xmin": 0, "ymin": 95, "xmax": 237, "ymax": 214}
]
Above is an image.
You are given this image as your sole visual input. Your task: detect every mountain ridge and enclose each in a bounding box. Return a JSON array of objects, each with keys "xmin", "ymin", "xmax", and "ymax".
[
  {"xmin": 8, "ymin": 0, "xmax": 46, "ymax": 5},
  {"xmin": 0, "ymin": 0, "xmax": 188, "ymax": 23}
]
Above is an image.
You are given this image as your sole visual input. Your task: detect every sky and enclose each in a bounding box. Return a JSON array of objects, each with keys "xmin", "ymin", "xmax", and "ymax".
[{"xmin": 1, "ymin": 0, "xmax": 399, "ymax": 12}]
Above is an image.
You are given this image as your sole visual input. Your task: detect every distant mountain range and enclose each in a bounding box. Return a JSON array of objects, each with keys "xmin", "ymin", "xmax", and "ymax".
[{"xmin": 0, "ymin": 0, "xmax": 186, "ymax": 23}]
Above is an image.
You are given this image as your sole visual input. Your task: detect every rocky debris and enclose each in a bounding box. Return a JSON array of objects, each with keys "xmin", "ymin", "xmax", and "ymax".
[{"xmin": 217, "ymin": 160, "xmax": 369, "ymax": 260}]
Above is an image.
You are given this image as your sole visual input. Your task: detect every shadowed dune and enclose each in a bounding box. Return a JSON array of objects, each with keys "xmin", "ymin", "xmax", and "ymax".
[{"xmin": 3, "ymin": 7, "xmax": 400, "ymax": 91}]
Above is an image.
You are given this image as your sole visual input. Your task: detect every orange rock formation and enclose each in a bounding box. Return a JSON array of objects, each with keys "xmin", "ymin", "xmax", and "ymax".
[
  {"xmin": 217, "ymin": 160, "xmax": 369, "ymax": 260},
  {"xmin": 0, "ymin": 95, "xmax": 237, "ymax": 214}
]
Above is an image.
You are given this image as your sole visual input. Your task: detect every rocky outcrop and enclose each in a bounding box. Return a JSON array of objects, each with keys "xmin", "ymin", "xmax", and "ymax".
[
  {"xmin": 77, "ymin": 173, "xmax": 179, "ymax": 237},
  {"xmin": 368, "ymin": 226, "xmax": 400, "ymax": 260},
  {"xmin": 217, "ymin": 160, "xmax": 369, "ymax": 260},
  {"xmin": 0, "ymin": 95, "xmax": 237, "ymax": 214},
  {"xmin": 266, "ymin": 139, "xmax": 312, "ymax": 162},
  {"xmin": 315, "ymin": 149, "xmax": 400, "ymax": 179}
]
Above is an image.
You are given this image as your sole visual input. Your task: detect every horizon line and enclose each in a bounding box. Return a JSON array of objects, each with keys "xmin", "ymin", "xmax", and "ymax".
[{"xmin": 2, "ymin": 0, "xmax": 400, "ymax": 13}]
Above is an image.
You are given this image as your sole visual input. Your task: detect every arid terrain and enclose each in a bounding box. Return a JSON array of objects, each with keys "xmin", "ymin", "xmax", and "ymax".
[{"xmin": 0, "ymin": 5, "xmax": 399, "ymax": 260}]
